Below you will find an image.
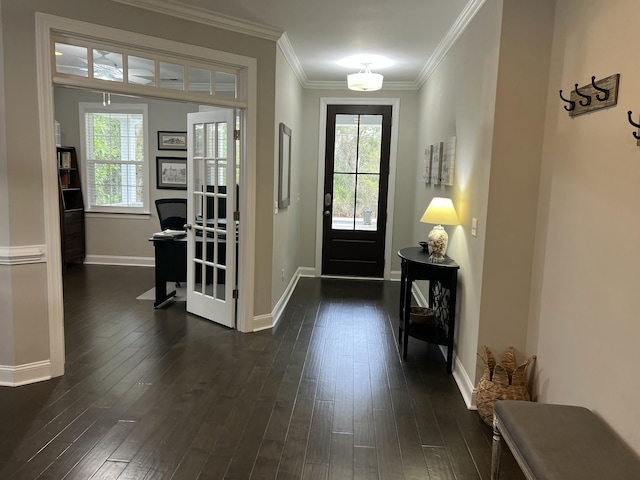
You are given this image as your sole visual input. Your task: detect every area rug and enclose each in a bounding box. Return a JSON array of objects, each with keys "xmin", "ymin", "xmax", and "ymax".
[{"xmin": 136, "ymin": 283, "xmax": 187, "ymax": 302}]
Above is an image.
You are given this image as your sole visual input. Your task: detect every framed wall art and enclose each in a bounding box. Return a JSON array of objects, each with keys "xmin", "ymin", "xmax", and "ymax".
[
  {"xmin": 157, "ymin": 131, "xmax": 187, "ymax": 151},
  {"xmin": 278, "ymin": 122, "xmax": 292, "ymax": 208},
  {"xmin": 157, "ymin": 157, "xmax": 187, "ymax": 190}
]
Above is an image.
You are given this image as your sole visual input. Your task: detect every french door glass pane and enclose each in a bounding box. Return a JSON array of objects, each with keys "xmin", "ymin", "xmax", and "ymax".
[
  {"xmin": 357, "ymin": 115, "xmax": 382, "ymax": 174},
  {"xmin": 334, "ymin": 114, "xmax": 358, "ymax": 173},
  {"xmin": 332, "ymin": 173, "xmax": 355, "ymax": 230},
  {"xmin": 356, "ymin": 174, "xmax": 379, "ymax": 231}
]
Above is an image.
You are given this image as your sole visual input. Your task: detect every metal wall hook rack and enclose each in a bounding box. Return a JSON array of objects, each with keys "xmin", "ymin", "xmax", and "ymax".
[
  {"xmin": 591, "ymin": 76, "xmax": 610, "ymax": 101},
  {"xmin": 559, "ymin": 90, "xmax": 575, "ymax": 111},
  {"xmin": 575, "ymin": 84, "xmax": 591, "ymax": 107},
  {"xmin": 560, "ymin": 74, "xmax": 619, "ymax": 117},
  {"xmin": 627, "ymin": 111, "xmax": 640, "ymax": 141}
]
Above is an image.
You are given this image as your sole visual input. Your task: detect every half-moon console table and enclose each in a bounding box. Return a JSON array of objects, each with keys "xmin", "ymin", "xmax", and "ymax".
[{"xmin": 398, "ymin": 247, "xmax": 459, "ymax": 372}]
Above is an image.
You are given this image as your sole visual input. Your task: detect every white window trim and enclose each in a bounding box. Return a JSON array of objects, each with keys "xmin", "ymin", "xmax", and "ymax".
[{"xmin": 79, "ymin": 102, "xmax": 150, "ymax": 214}]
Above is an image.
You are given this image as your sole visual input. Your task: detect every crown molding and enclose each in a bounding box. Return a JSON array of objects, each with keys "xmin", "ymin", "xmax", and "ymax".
[
  {"xmin": 111, "ymin": 0, "xmax": 283, "ymax": 41},
  {"xmin": 416, "ymin": 0, "xmax": 487, "ymax": 87},
  {"xmin": 277, "ymin": 32, "xmax": 307, "ymax": 85}
]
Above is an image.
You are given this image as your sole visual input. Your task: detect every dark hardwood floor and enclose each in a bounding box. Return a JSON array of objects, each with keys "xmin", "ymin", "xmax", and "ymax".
[{"xmin": 0, "ymin": 265, "xmax": 523, "ymax": 479}]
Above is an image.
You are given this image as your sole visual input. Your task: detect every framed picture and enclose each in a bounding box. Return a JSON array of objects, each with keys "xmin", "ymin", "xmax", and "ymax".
[
  {"xmin": 430, "ymin": 141, "xmax": 443, "ymax": 185},
  {"xmin": 423, "ymin": 144, "xmax": 433, "ymax": 184},
  {"xmin": 278, "ymin": 122, "xmax": 292, "ymax": 208},
  {"xmin": 441, "ymin": 136, "xmax": 456, "ymax": 186},
  {"xmin": 157, "ymin": 157, "xmax": 187, "ymax": 190},
  {"xmin": 157, "ymin": 131, "xmax": 187, "ymax": 151}
]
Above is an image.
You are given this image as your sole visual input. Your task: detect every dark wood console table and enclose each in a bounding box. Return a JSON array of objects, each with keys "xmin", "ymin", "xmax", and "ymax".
[{"xmin": 398, "ymin": 247, "xmax": 459, "ymax": 372}]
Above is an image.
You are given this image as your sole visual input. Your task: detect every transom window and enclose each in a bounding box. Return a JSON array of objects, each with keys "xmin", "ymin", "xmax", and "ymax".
[
  {"xmin": 53, "ymin": 37, "xmax": 240, "ymax": 101},
  {"xmin": 79, "ymin": 103, "xmax": 149, "ymax": 214}
]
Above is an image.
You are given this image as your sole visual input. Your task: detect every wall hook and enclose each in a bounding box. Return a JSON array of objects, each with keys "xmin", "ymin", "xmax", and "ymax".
[
  {"xmin": 591, "ymin": 76, "xmax": 610, "ymax": 102},
  {"xmin": 627, "ymin": 111, "xmax": 640, "ymax": 140},
  {"xmin": 559, "ymin": 90, "xmax": 575, "ymax": 111},
  {"xmin": 575, "ymin": 84, "xmax": 591, "ymax": 107}
]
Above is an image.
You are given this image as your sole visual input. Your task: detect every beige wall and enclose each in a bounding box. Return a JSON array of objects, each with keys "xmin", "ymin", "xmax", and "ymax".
[
  {"xmin": 0, "ymin": 0, "xmax": 277, "ymax": 372},
  {"xmin": 530, "ymin": 0, "xmax": 640, "ymax": 452},
  {"xmin": 272, "ymin": 49, "xmax": 304, "ymax": 304},
  {"xmin": 415, "ymin": 0, "xmax": 503, "ymax": 382},
  {"xmin": 299, "ymin": 89, "xmax": 419, "ymax": 274}
]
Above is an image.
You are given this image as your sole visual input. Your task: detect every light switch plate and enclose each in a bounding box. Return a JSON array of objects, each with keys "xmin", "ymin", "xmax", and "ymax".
[{"xmin": 471, "ymin": 218, "xmax": 478, "ymax": 237}]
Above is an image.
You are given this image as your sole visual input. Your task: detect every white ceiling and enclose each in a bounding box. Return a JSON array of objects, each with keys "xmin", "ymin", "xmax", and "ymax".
[{"xmin": 115, "ymin": 0, "xmax": 485, "ymax": 89}]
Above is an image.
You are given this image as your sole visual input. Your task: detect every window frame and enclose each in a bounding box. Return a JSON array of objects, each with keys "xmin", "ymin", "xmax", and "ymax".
[{"xmin": 79, "ymin": 102, "xmax": 150, "ymax": 214}]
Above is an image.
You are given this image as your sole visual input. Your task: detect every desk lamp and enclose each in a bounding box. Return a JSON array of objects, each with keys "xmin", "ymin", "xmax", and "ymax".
[{"xmin": 420, "ymin": 197, "xmax": 459, "ymax": 263}]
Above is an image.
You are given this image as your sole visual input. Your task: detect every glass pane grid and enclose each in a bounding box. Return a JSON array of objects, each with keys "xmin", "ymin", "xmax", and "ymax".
[{"xmin": 331, "ymin": 113, "xmax": 383, "ymax": 231}]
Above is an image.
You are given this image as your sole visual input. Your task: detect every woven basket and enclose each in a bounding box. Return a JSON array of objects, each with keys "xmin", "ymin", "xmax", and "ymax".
[
  {"xmin": 475, "ymin": 346, "xmax": 536, "ymax": 426},
  {"xmin": 409, "ymin": 306, "xmax": 435, "ymax": 324}
]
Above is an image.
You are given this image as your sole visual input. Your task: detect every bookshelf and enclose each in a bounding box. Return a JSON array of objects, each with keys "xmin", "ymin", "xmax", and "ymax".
[{"xmin": 57, "ymin": 146, "xmax": 85, "ymax": 267}]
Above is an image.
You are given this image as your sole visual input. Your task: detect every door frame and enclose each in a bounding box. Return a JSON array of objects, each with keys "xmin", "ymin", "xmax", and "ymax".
[
  {"xmin": 315, "ymin": 97, "xmax": 400, "ymax": 280},
  {"xmin": 35, "ymin": 14, "xmax": 258, "ymax": 378}
]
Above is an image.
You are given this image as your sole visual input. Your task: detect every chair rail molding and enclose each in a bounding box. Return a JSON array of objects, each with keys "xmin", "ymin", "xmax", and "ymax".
[{"xmin": 0, "ymin": 245, "xmax": 46, "ymax": 265}]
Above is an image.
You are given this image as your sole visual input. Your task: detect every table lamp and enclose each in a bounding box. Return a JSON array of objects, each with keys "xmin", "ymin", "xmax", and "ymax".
[{"xmin": 420, "ymin": 197, "xmax": 459, "ymax": 263}]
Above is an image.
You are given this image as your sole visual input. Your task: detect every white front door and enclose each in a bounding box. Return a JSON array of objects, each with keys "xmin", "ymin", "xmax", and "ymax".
[{"xmin": 186, "ymin": 110, "xmax": 237, "ymax": 327}]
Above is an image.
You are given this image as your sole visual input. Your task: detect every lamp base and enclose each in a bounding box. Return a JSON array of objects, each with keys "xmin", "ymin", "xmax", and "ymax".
[{"xmin": 427, "ymin": 225, "xmax": 448, "ymax": 263}]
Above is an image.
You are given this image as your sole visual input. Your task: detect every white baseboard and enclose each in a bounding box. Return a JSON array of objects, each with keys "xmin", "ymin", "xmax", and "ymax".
[
  {"xmin": 0, "ymin": 360, "xmax": 52, "ymax": 386},
  {"xmin": 252, "ymin": 314, "xmax": 274, "ymax": 332},
  {"xmin": 254, "ymin": 266, "xmax": 312, "ymax": 332},
  {"xmin": 84, "ymin": 254, "xmax": 154, "ymax": 267}
]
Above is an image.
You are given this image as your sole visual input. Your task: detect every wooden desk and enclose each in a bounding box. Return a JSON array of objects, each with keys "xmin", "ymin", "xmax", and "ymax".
[
  {"xmin": 398, "ymin": 247, "xmax": 459, "ymax": 372},
  {"xmin": 149, "ymin": 237, "xmax": 187, "ymax": 307}
]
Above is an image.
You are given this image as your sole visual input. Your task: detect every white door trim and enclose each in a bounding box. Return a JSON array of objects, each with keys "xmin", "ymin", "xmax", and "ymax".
[
  {"xmin": 315, "ymin": 97, "xmax": 400, "ymax": 280},
  {"xmin": 35, "ymin": 13, "xmax": 258, "ymax": 377}
]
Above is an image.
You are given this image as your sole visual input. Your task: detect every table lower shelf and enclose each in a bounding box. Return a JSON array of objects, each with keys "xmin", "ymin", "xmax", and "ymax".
[{"xmin": 400, "ymin": 321, "xmax": 450, "ymax": 347}]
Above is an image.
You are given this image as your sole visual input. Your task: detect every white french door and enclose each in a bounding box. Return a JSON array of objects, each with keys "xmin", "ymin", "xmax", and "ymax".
[{"xmin": 186, "ymin": 110, "xmax": 237, "ymax": 327}]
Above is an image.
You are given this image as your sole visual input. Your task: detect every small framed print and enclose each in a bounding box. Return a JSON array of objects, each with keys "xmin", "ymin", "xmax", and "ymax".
[
  {"xmin": 157, "ymin": 157, "xmax": 187, "ymax": 190},
  {"xmin": 157, "ymin": 131, "xmax": 187, "ymax": 151}
]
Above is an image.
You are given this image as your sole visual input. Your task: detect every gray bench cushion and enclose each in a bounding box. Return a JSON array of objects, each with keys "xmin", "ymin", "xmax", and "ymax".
[{"xmin": 494, "ymin": 401, "xmax": 640, "ymax": 479}]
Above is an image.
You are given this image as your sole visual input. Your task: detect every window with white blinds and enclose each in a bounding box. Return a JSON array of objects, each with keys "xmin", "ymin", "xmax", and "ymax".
[{"xmin": 79, "ymin": 103, "xmax": 149, "ymax": 214}]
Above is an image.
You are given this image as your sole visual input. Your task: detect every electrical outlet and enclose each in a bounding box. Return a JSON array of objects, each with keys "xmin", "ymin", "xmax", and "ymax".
[
  {"xmin": 471, "ymin": 218, "xmax": 478, "ymax": 237},
  {"xmin": 274, "ymin": 201, "xmax": 279, "ymax": 215},
  {"xmin": 281, "ymin": 268, "xmax": 285, "ymax": 281}
]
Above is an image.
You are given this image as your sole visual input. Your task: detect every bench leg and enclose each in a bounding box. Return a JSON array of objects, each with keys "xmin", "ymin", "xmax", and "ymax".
[{"xmin": 491, "ymin": 415, "xmax": 502, "ymax": 480}]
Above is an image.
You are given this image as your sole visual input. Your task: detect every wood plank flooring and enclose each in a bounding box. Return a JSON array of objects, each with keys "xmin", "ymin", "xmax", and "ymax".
[{"xmin": 0, "ymin": 265, "xmax": 524, "ymax": 479}]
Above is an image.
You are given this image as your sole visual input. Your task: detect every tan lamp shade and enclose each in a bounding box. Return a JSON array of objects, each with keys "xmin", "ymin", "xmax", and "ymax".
[{"xmin": 420, "ymin": 197, "xmax": 459, "ymax": 225}]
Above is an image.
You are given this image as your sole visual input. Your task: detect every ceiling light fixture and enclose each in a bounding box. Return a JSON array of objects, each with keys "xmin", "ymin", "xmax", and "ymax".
[{"xmin": 347, "ymin": 63, "xmax": 383, "ymax": 92}]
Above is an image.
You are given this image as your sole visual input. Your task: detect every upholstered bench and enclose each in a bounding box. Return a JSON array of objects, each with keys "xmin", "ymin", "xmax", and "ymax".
[{"xmin": 491, "ymin": 400, "xmax": 640, "ymax": 480}]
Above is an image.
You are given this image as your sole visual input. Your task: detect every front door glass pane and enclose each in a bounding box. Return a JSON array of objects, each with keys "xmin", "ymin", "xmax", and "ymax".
[{"xmin": 331, "ymin": 114, "xmax": 383, "ymax": 231}]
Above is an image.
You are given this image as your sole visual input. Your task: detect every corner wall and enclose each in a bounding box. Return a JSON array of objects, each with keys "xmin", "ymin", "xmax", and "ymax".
[
  {"xmin": 415, "ymin": 0, "xmax": 503, "ymax": 388},
  {"xmin": 531, "ymin": 0, "xmax": 640, "ymax": 453},
  {"xmin": 272, "ymin": 48, "xmax": 304, "ymax": 307}
]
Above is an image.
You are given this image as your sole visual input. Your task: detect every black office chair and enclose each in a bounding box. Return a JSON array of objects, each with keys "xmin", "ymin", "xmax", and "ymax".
[{"xmin": 155, "ymin": 198, "xmax": 187, "ymax": 231}]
